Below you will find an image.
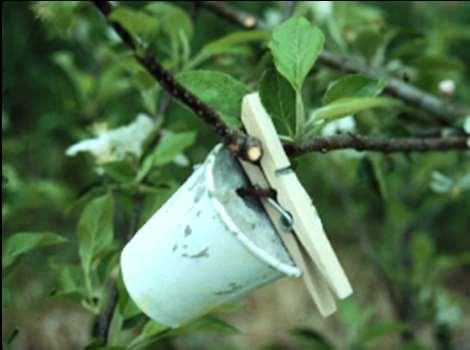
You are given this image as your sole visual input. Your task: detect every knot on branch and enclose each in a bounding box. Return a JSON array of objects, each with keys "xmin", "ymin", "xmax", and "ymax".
[{"xmin": 226, "ymin": 131, "xmax": 263, "ymax": 162}]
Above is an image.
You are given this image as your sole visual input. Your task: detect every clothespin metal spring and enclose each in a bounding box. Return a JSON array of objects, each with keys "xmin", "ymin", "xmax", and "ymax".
[{"xmin": 265, "ymin": 197, "xmax": 294, "ymax": 232}]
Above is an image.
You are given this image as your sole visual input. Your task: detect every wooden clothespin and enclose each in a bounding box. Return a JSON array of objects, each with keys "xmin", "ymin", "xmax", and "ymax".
[{"xmin": 238, "ymin": 92, "xmax": 353, "ymax": 316}]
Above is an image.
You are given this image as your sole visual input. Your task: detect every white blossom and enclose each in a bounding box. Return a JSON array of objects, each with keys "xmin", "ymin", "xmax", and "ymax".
[
  {"xmin": 321, "ymin": 115, "xmax": 356, "ymax": 136},
  {"xmin": 438, "ymin": 79, "xmax": 455, "ymax": 97},
  {"xmin": 66, "ymin": 114, "xmax": 156, "ymax": 164}
]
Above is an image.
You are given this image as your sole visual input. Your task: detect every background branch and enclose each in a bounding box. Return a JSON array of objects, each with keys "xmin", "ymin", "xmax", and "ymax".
[
  {"xmin": 197, "ymin": 1, "xmax": 258, "ymax": 29},
  {"xmin": 317, "ymin": 51, "xmax": 469, "ymax": 122},
  {"xmin": 199, "ymin": 1, "xmax": 469, "ymax": 122},
  {"xmin": 97, "ymin": 280, "xmax": 118, "ymax": 344},
  {"xmin": 196, "ymin": 1, "xmax": 261, "ymax": 29},
  {"xmin": 97, "ymin": 193, "xmax": 145, "ymax": 344},
  {"xmin": 285, "ymin": 134, "xmax": 469, "ymax": 156}
]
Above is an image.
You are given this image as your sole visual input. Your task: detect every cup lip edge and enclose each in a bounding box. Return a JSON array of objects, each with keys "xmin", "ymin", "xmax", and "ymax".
[{"xmin": 205, "ymin": 144, "xmax": 301, "ymax": 278}]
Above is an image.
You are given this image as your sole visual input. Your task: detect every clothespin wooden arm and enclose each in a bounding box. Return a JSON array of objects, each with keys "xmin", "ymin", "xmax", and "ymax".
[
  {"xmin": 240, "ymin": 92, "xmax": 353, "ymax": 303},
  {"xmin": 239, "ymin": 160, "xmax": 337, "ymax": 316}
]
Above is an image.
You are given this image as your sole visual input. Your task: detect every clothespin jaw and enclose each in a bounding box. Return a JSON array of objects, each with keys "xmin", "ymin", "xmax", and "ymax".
[{"xmin": 238, "ymin": 92, "xmax": 353, "ymax": 316}]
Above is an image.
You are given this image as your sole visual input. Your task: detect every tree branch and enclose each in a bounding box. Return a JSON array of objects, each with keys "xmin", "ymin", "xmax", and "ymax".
[
  {"xmin": 92, "ymin": 1, "xmax": 468, "ymax": 157},
  {"xmin": 197, "ymin": 1, "xmax": 258, "ymax": 29},
  {"xmin": 97, "ymin": 192, "xmax": 145, "ymax": 344},
  {"xmin": 91, "ymin": 1, "xmax": 262, "ymax": 163},
  {"xmin": 317, "ymin": 51, "xmax": 469, "ymax": 122},
  {"xmin": 97, "ymin": 280, "xmax": 118, "ymax": 344},
  {"xmin": 284, "ymin": 134, "xmax": 469, "ymax": 156},
  {"xmin": 198, "ymin": 1, "xmax": 469, "ymax": 122},
  {"xmin": 196, "ymin": 1, "xmax": 262, "ymax": 29}
]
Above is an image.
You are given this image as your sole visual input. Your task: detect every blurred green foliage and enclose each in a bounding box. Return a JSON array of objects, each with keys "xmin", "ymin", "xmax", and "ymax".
[{"xmin": 2, "ymin": 1, "xmax": 470, "ymax": 349}]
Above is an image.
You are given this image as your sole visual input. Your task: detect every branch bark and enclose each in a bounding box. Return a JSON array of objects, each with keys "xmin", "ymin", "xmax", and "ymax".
[
  {"xmin": 199, "ymin": 1, "xmax": 469, "ymax": 122},
  {"xmin": 284, "ymin": 134, "xmax": 469, "ymax": 156},
  {"xmin": 91, "ymin": 1, "xmax": 262, "ymax": 162},
  {"xmin": 97, "ymin": 193, "xmax": 145, "ymax": 344},
  {"xmin": 197, "ymin": 1, "xmax": 258, "ymax": 29},
  {"xmin": 97, "ymin": 281, "xmax": 118, "ymax": 343},
  {"xmin": 196, "ymin": 1, "xmax": 261, "ymax": 29},
  {"xmin": 317, "ymin": 51, "xmax": 469, "ymax": 122},
  {"xmin": 91, "ymin": 1, "xmax": 468, "ymax": 156}
]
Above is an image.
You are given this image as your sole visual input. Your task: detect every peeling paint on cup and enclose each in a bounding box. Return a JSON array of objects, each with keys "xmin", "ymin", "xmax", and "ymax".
[{"xmin": 120, "ymin": 144, "xmax": 300, "ymax": 327}]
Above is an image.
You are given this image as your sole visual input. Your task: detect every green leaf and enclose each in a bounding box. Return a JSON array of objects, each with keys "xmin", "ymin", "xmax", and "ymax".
[
  {"xmin": 153, "ymin": 131, "xmax": 196, "ymax": 166},
  {"xmin": 358, "ymin": 321, "xmax": 408, "ymax": 346},
  {"xmin": 138, "ymin": 184, "xmax": 179, "ymax": 225},
  {"xmin": 354, "ymin": 29, "xmax": 396, "ymax": 67},
  {"xmin": 289, "ymin": 328, "xmax": 334, "ymax": 350},
  {"xmin": 322, "ymin": 74, "xmax": 386, "ymax": 105},
  {"xmin": 53, "ymin": 52, "xmax": 93, "ymax": 100},
  {"xmin": 136, "ymin": 131, "xmax": 196, "ymax": 182},
  {"xmin": 204, "ymin": 30, "xmax": 269, "ymax": 53},
  {"xmin": 187, "ymin": 315, "xmax": 241, "ymax": 334},
  {"xmin": 133, "ymin": 69, "xmax": 157, "ymax": 91},
  {"xmin": 31, "ymin": 2, "xmax": 81, "ymax": 38},
  {"xmin": 142, "ymin": 321, "xmax": 170, "ymax": 338},
  {"xmin": 268, "ymin": 17, "xmax": 325, "ymax": 91},
  {"xmin": 50, "ymin": 262, "xmax": 85, "ymax": 301},
  {"xmin": 308, "ymin": 97, "xmax": 396, "ymax": 123},
  {"xmin": 357, "ymin": 157, "xmax": 383, "ymax": 197},
  {"xmin": 116, "ymin": 274, "xmax": 141, "ymax": 320},
  {"xmin": 177, "ymin": 70, "xmax": 250, "ymax": 128},
  {"xmin": 109, "ymin": 7, "xmax": 158, "ymax": 37},
  {"xmin": 102, "ymin": 161, "xmax": 136, "ymax": 184},
  {"xmin": 103, "ymin": 272, "xmax": 143, "ymax": 343},
  {"xmin": 338, "ymin": 299, "xmax": 374, "ymax": 334},
  {"xmin": 188, "ymin": 30, "xmax": 270, "ymax": 68},
  {"xmin": 430, "ymin": 171, "xmax": 454, "ymax": 194},
  {"xmin": 411, "ymin": 232, "xmax": 435, "ymax": 276},
  {"xmin": 369, "ymin": 154, "xmax": 389, "ymax": 201},
  {"xmin": 3, "ymin": 232, "xmax": 67, "ymax": 269},
  {"xmin": 145, "ymin": 2, "xmax": 193, "ymax": 48},
  {"xmin": 436, "ymin": 252, "xmax": 470, "ymax": 272},
  {"xmin": 77, "ymin": 194, "xmax": 114, "ymax": 279},
  {"xmin": 260, "ymin": 69, "xmax": 296, "ymax": 137},
  {"xmin": 140, "ymin": 86, "xmax": 161, "ymax": 114},
  {"xmin": 128, "ymin": 320, "xmax": 170, "ymax": 349}
]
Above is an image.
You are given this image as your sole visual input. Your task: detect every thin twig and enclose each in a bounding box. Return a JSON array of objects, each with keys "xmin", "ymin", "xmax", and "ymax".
[
  {"xmin": 97, "ymin": 193, "xmax": 145, "ymax": 344},
  {"xmin": 397, "ymin": 226, "xmax": 416, "ymax": 342},
  {"xmin": 199, "ymin": 1, "xmax": 469, "ymax": 122},
  {"xmin": 409, "ymin": 127, "xmax": 466, "ymax": 138},
  {"xmin": 126, "ymin": 193, "xmax": 145, "ymax": 242},
  {"xmin": 91, "ymin": 1, "xmax": 262, "ymax": 162},
  {"xmin": 284, "ymin": 134, "xmax": 469, "ymax": 156},
  {"xmin": 97, "ymin": 280, "xmax": 119, "ymax": 343},
  {"xmin": 197, "ymin": 1, "xmax": 258, "ymax": 29}
]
